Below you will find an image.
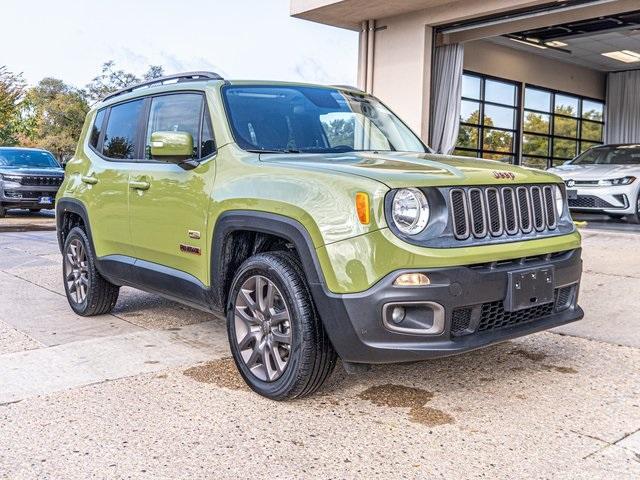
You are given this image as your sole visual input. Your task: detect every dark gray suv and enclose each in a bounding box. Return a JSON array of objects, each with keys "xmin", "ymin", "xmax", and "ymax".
[{"xmin": 0, "ymin": 147, "xmax": 64, "ymax": 217}]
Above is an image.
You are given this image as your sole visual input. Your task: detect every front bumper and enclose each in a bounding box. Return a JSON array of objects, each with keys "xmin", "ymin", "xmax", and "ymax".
[
  {"xmin": 567, "ymin": 183, "xmax": 639, "ymax": 214},
  {"xmin": 0, "ymin": 184, "xmax": 59, "ymax": 209},
  {"xmin": 314, "ymin": 248, "xmax": 583, "ymax": 364}
]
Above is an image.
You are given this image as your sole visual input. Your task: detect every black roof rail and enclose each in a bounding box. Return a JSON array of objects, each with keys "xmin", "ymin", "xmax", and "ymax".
[
  {"xmin": 331, "ymin": 84, "xmax": 365, "ymax": 93},
  {"xmin": 102, "ymin": 71, "xmax": 224, "ymax": 101}
]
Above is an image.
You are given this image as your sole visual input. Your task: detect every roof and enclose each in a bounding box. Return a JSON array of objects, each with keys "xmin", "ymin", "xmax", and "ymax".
[{"xmin": 95, "ymin": 77, "xmax": 365, "ymax": 109}]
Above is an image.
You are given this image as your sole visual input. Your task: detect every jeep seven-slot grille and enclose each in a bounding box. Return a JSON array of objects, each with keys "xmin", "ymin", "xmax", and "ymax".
[
  {"xmin": 15, "ymin": 175, "xmax": 63, "ymax": 187},
  {"xmin": 449, "ymin": 185, "xmax": 558, "ymax": 240}
]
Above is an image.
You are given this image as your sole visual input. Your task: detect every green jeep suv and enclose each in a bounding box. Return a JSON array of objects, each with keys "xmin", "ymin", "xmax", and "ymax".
[{"xmin": 56, "ymin": 72, "xmax": 583, "ymax": 399}]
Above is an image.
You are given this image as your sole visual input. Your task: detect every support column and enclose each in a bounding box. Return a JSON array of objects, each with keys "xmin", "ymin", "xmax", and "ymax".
[{"xmin": 360, "ymin": 13, "xmax": 433, "ymax": 142}]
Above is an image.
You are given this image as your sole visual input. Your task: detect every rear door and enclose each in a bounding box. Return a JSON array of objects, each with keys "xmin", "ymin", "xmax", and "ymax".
[
  {"xmin": 83, "ymin": 99, "xmax": 145, "ymax": 259},
  {"xmin": 128, "ymin": 92, "xmax": 216, "ymax": 284}
]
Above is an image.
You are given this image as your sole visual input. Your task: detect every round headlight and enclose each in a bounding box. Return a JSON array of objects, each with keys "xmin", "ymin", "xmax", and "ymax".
[
  {"xmin": 391, "ymin": 188, "xmax": 430, "ymax": 235},
  {"xmin": 555, "ymin": 185, "xmax": 565, "ymax": 217}
]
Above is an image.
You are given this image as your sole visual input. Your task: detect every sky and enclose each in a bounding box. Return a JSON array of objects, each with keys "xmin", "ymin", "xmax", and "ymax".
[{"xmin": 1, "ymin": 0, "xmax": 358, "ymax": 89}]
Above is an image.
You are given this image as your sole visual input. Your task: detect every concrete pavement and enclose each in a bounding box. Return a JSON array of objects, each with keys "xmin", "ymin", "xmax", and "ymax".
[{"xmin": 0, "ymin": 228, "xmax": 639, "ymax": 479}]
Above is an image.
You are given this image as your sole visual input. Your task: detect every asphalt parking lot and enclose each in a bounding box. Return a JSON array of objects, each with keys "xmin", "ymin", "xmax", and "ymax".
[{"xmin": 1, "ymin": 219, "xmax": 639, "ymax": 479}]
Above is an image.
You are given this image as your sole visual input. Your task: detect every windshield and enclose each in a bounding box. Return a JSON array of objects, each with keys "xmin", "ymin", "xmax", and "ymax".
[
  {"xmin": 0, "ymin": 149, "xmax": 60, "ymax": 168},
  {"xmin": 571, "ymin": 145, "xmax": 640, "ymax": 165},
  {"xmin": 222, "ymin": 85, "xmax": 427, "ymax": 154}
]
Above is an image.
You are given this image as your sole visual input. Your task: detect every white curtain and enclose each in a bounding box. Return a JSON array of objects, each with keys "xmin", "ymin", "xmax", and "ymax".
[
  {"xmin": 429, "ymin": 44, "xmax": 465, "ymax": 154},
  {"xmin": 605, "ymin": 70, "xmax": 640, "ymax": 144}
]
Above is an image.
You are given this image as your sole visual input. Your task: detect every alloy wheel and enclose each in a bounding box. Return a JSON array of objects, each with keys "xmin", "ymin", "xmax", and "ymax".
[
  {"xmin": 234, "ymin": 275, "xmax": 292, "ymax": 382},
  {"xmin": 64, "ymin": 239, "xmax": 89, "ymax": 304}
]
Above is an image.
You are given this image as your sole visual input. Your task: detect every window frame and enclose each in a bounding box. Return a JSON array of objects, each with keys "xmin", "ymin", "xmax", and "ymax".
[
  {"xmin": 522, "ymin": 83, "xmax": 604, "ymax": 169},
  {"xmin": 454, "ymin": 71, "xmax": 606, "ymax": 169},
  {"xmin": 455, "ymin": 71, "xmax": 521, "ymax": 163},
  {"xmin": 90, "ymin": 90, "xmax": 217, "ymax": 164}
]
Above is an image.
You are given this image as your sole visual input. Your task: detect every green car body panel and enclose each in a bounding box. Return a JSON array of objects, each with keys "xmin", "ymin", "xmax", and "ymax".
[{"xmin": 59, "ymin": 79, "xmax": 580, "ymax": 294}]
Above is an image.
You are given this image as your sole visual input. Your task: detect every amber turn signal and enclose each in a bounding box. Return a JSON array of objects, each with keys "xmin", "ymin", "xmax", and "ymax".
[{"xmin": 355, "ymin": 192, "xmax": 370, "ymax": 224}]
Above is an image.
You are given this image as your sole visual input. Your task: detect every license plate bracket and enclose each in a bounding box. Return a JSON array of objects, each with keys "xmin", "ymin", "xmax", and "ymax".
[
  {"xmin": 504, "ymin": 267, "xmax": 554, "ymax": 312},
  {"xmin": 38, "ymin": 196, "xmax": 53, "ymax": 205},
  {"xmin": 567, "ymin": 189, "xmax": 578, "ymax": 200}
]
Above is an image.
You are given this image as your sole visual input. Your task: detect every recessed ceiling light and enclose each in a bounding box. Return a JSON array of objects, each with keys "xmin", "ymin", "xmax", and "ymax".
[
  {"xmin": 545, "ymin": 41, "xmax": 568, "ymax": 47},
  {"xmin": 510, "ymin": 38, "xmax": 547, "ymax": 49},
  {"xmin": 601, "ymin": 50, "xmax": 640, "ymax": 63}
]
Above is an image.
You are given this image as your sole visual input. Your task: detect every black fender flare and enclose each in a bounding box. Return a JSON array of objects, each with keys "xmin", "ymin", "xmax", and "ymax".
[
  {"xmin": 210, "ymin": 211, "xmax": 359, "ymax": 357},
  {"xmin": 210, "ymin": 211, "xmax": 326, "ymax": 302},
  {"xmin": 55, "ymin": 198, "xmax": 94, "ymax": 254}
]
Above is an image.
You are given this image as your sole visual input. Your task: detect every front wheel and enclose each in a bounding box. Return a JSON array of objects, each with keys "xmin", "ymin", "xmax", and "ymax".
[
  {"xmin": 63, "ymin": 227, "xmax": 120, "ymax": 316},
  {"xmin": 227, "ymin": 251, "xmax": 336, "ymax": 400},
  {"xmin": 628, "ymin": 193, "xmax": 640, "ymax": 224}
]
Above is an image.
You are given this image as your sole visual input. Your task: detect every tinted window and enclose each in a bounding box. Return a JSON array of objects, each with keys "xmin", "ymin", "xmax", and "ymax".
[
  {"xmin": 90, "ymin": 109, "xmax": 106, "ymax": 149},
  {"xmin": 102, "ymin": 100, "xmax": 144, "ymax": 160},
  {"xmin": 201, "ymin": 113, "xmax": 216, "ymax": 157},
  {"xmin": 223, "ymin": 86, "xmax": 426, "ymax": 154},
  {"xmin": 145, "ymin": 94, "xmax": 203, "ymax": 159},
  {"xmin": 0, "ymin": 149, "xmax": 59, "ymax": 168},
  {"xmin": 572, "ymin": 146, "xmax": 640, "ymax": 165}
]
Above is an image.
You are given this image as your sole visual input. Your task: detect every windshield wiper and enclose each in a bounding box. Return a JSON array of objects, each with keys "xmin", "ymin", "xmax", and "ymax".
[{"xmin": 247, "ymin": 148, "xmax": 301, "ymax": 154}]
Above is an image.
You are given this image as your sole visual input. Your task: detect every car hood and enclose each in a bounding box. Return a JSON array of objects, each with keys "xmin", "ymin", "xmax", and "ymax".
[
  {"xmin": 0, "ymin": 166, "xmax": 64, "ymax": 176},
  {"xmin": 259, "ymin": 151, "xmax": 559, "ymax": 188},
  {"xmin": 548, "ymin": 163, "xmax": 640, "ymax": 180}
]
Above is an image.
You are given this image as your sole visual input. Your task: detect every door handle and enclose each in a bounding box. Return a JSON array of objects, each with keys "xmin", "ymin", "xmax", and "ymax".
[
  {"xmin": 81, "ymin": 175, "xmax": 98, "ymax": 185},
  {"xmin": 129, "ymin": 180, "xmax": 150, "ymax": 191}
]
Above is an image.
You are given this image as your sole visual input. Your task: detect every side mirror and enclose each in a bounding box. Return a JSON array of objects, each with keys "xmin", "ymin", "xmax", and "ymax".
[{"xmin": 150, "ymin": 131, "xmax": 198, "ymax": 169}]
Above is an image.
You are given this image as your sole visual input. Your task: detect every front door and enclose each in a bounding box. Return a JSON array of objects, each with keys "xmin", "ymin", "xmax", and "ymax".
[{"xmin": 128, "ymin": 92, "xmax": 216, "ymax": 285}]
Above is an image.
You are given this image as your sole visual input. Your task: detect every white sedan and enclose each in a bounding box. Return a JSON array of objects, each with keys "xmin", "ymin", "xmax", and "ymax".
[{"xmin": 548, "ymin": 144, "xmax": 640, "ymax": 224}]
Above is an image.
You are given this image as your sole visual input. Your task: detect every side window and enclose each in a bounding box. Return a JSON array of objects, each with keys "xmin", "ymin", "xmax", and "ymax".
[
  {"xmin": 90, "ymin": 109, "xmax": 106, "ymax": 149},
  {"xmin": 145, "ymin": 93, "xmax": 204, "ymax": 159},
  {"xmin": 102, "ymin": 100, "xmax": 144, "ymax": 160},
  {"xmin": 200, "ymin": 111, "xmax": 215, "ymax": 157}
]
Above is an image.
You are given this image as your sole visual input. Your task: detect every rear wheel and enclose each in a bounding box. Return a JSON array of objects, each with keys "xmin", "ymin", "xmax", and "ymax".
[
  {"xmin": 63, "ymin": 227, "xmax": 120, "ymax": 316},
  {"xmin": 227, "ymin": 251, "xmax": 336, "ymax": 400}
]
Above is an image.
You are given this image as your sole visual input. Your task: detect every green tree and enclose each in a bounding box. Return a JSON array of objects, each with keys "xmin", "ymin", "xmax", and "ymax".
[
  {"xmin": 19, "ymin": 78, "xmax": 89, "ymax": 160},
  {"xmin": 0, "ymin": 66, "xmax": 26, "ymax": 145},
  {"xmin": 323, "ymin": 118, "xmax": 355, "ymax": 146},
  {"xmin": 86, "ymin": 61, "xmax": 164, "ymax": 102},
  {"xmin": 456, "ymin": 109, "xmax": 512, "ymax": 159}
]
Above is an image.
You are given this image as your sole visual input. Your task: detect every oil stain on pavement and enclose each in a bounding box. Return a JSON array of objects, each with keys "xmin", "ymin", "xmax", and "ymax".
[
  {"xmin": 358, "ymin": 384, "xmax": 454, "ymax": 427},
  {"xmin": 183, "ymin": 357, "xmax": 247, "ymax": 390},
  {"xmin": 510, "ymin": 347, "xmax": 577, "ymax": 374}
]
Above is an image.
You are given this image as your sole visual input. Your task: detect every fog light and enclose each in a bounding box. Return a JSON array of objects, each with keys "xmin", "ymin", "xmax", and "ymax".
[
  {"xmin": 391, "ymin": 306, "xmax": 406, "ymax": 324},
  {"xmin": 393, "ymin": 273, "xmax": 430, "ymax": 287}
]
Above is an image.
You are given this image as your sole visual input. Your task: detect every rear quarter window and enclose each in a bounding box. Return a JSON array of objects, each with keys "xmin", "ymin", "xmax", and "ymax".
[{"xmin": 90, "ymin": 109, "xmax": 106, "ymax": 149}]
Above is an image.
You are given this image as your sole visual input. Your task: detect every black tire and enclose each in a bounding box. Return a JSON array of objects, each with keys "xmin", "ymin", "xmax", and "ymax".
[
  {"xmin": 226, "ymin": 251, "xmax": 336, "ymax": 400},
  {"xmin": 62, "ymin": 226, "xmax": 120, "ymax": 316},
  {"xmin": 29, "ymin": 208, "xmax": 41, "ymax": 213},
  {"xmin": 627, "ymin": 193, "xmax": 640, "ymax": 224},
  {"xmin": 608, "ymin": 214, "xmax": 625, "ymax": 220},
  {"xmin": 0, "ymin": 205, "xmax": 5, "ymax": 218}
]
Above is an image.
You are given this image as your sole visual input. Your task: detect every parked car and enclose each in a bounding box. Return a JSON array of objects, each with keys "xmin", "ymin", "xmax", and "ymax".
[
  {"xmin": 56, "ymin": 72, "xmax": 583, "ymax": 399},
  {"xmin": 0, "ymin": 147, "xmax": 64, "ymax": 218},
  {"xmin": 548, "ymin": 144, "xmax": 640, "ymax": 223}
]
